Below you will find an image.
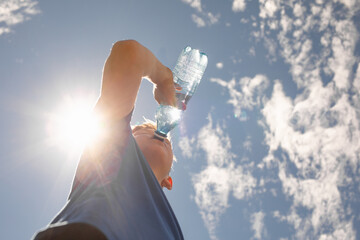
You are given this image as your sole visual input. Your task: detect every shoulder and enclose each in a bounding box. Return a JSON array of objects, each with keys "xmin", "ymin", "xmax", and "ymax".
[{"xmin": 33, "ymin": 223, "xmax": 107, "ymax": 240}]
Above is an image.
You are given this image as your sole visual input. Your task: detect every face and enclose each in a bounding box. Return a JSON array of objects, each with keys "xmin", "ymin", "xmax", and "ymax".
[{"xmin": 133, "ymin": 127, "xmax": 173, "ymax": 186}]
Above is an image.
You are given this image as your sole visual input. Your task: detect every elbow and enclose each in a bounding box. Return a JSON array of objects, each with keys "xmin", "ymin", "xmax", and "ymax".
[
  {"xmin": 111, "ymin": 40, "xmax": 141, "ymax": 57},
  {"xmin": 112, "ymin": 39, "xmax": 140, "ymax": 49},
  {"xmin": 109, "ymin": 40, "xmax": 143, "ymax": 69}
]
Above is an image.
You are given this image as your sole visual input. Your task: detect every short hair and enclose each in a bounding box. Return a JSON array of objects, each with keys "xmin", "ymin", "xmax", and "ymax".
[
  {"xmin": 132, "ymin": 121, "xmax": 156, "ymax": 134},
  {"xmin": 131, "ymin": 118, "xmax": 177, "ymax": 164}
]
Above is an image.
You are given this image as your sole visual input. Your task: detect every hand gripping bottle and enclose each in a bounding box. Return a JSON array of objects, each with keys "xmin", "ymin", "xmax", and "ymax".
[{"xmin": 154, "ymin": 46, "xmax": 208, "ymax": 140}]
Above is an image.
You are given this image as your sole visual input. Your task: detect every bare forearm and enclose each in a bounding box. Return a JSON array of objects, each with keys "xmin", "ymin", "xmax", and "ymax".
[
  {"xmin": 95, "ymin": 40, "xmax": 174, "ymax": 121},
  {"xmin": 108, "ymin": 40, "xmax": 171, "ymax": 87}
]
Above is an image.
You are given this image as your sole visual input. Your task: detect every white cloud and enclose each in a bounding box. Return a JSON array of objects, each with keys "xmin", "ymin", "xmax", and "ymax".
[
  {"xmin": 259, "ymin": 0, "xmax": 280, "ymax": 19},
  {"xmin": 251, "ymin": 211, "xmax": 266, "ymax": 239},
  {"xmin": 192, "ymin": 166, "xmax": 230, "ymax": 240},
  {"xmin": 240, "ymin": 18, "xmax": 249, "ymax": 24},
  {"xmin": 207, "ymin": 12, "xmax": 220, "ymax": 24},
  {"xmin": 203, "ymin": 0, "xmax": 360, "ymax": 238},
  {"xmin": 260, "ymin": 77, "xmax": 359, "ymax": 238},
  {"xmin": 318, "ymin": 221, "xmax": 355, "ymax": 240},
  {"xmin": 196, "ymin": 116, "xmax": 235, "ymax": 167},
  {"xmin": 193, "ymin": 12, "xmax": 220, "ymax": 27},
  {"xmin": 354, "ymin": 63, "xmax": 360, "ymax": 92},
  {"xmin": 181, "ymin": 0, "xmax": 220, "ymax": 27},
  {"xmin": 0, "ymin": 27, "xmax": 10, "ymax": 35},
  {"xmin": 243, "ymin": 136, "xmax": 252, "ymax": 152},
  {"xmin": 215, "ymin": 62, "xmax": 223, "ymax": 69},
  {"xmin": 239, "ymin": 75, "xmax": 269, "ymax": 108},
  {"xmin": 178, "ymin": 136, "xmax": 195, "ymax": 159},
  {"xmin": 210, "ymin": 75, "xmax": 269, "ymax": 120},
  {"xmin": 0, "ymin": 0, "xmax": 40, "ymax": 36},
  {"xmin": 352, "ymin": 63, "xmax": 360, "ymax": 110},
  {"xmin": 293, "ymin": 3, "xmax": 304, "ymax": 18},
  {"xmin": 191, "ymin": 14, "xmax": 206, "ymax": 27},
  {"xmin": 249, "ymin": 47, "xmax": 256, "ymax": 56},
  {"xmin": 181, "ymin": 0, "xmax": 202, "ymax": 12},
  {"xmin": 337, "ymin": 0, "xmax": 360, "ymax": 9},
  {"xmin": 191, "ymin": 12, "xmax": 220, "ymax": 27},
  {"xmin": 186, "ymin": 0, "xmax": 360, "ymax": 239},
  {"xmin": 265, "ymin": 1, "xmax": 358, "ymax": 90},
  {"xmin": 260, "ymin": 81, "xmax": 292, "ymax": 159},
  {"xmin": 182, "ymin": 115, "xmax": 256, "ymax": 240},
  {"xmin": 263, "ymin": 37, "xmax": 277, "ymax": 60},
  {"xmin": 279, "ymin": 10, "xmax": 292, "ymax": 33},
  {"xmin": 232, "ymin": 0, "xmax": 246, "ymax": 12},
  {"xmin": 328, "ymin": 19, "xmax": 358, "ymax": 90}
]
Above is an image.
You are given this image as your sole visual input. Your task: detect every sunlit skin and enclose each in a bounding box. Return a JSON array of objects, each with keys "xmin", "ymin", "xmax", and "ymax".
[
  {"xmin": 133, "ymin": 127, "xmax": 173, "ymax": 190},
  {"xmin": 93, "ymin": 39, "xmax": 177, "ymax": 190},
  {"xmin": 48, "ymin": 40, "xmax": 176, "ymax": 190}
]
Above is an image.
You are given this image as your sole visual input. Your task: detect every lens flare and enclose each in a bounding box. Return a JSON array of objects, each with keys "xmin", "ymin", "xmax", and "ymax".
[{"xmin": 47, "ymin": 95, "xmax": 101, "ymax": 153}]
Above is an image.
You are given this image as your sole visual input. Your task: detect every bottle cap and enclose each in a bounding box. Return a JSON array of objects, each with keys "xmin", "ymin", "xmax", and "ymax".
[{"xmin": 154, "ymin": 130, "xmax": 167, "ymax": 141}]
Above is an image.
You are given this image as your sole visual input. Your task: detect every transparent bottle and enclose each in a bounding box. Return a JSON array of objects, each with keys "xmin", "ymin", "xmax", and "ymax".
[{"xmin": 154, "ymin": 46, "xmax": 208, "ymax": 140}]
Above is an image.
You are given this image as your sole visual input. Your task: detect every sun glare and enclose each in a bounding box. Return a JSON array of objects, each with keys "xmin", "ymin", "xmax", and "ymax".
[{"xmin": 47, "ymin": 95, "xmax": 102, "ymax": 153}]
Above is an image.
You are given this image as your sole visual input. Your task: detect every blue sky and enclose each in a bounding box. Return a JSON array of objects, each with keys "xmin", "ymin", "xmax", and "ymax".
[{"xmin": 1, "ymin": 0, "xmax": 360, "ymax": 239}]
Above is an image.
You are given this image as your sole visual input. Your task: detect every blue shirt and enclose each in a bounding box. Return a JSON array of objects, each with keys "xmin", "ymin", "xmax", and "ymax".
[{"xmin": 49, "ymin": 111, "xmax": 184, "ymax": 240}]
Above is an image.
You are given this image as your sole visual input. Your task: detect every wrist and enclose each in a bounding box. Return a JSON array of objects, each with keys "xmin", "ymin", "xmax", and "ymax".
[{"xmin": 151, "ymin": 63, "xmax": 173, "ymax": 87}]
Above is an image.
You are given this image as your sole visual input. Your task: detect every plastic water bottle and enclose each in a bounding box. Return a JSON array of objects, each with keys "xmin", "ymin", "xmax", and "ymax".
[{"xmin": 154, "ymin": 46, "xmax": 208, "ymax": 140}]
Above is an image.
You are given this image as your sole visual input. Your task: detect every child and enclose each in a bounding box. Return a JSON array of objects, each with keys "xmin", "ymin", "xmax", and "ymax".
[{"xmin": 33, "ymin": 40, "xmax": 183, "ymax": 240}]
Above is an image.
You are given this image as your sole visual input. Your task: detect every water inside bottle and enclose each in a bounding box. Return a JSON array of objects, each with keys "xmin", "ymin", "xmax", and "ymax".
[
  {"xmin": 154, "ymin": 46, "xmax": 208, "ymax": 138},
  {"xmin": 155, "ymin": 105, "xmax": 182, "ymax": 136}
]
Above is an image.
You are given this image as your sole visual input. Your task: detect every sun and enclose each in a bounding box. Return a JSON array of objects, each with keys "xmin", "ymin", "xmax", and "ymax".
[{"xmin": 47, "ymin": 95, "xmax": 102, "ymax": 153}]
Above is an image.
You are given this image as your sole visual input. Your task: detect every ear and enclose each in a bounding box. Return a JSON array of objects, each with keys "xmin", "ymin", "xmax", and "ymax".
[{"xmin": 161, "ymin": 176, "xmax": 173, "ymax": 190}]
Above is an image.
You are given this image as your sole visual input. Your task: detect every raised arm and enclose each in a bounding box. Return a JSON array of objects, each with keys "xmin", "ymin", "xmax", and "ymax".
[{"xmin": 94, "ymin": 40, "xmax": 176, "ymax": 121}]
